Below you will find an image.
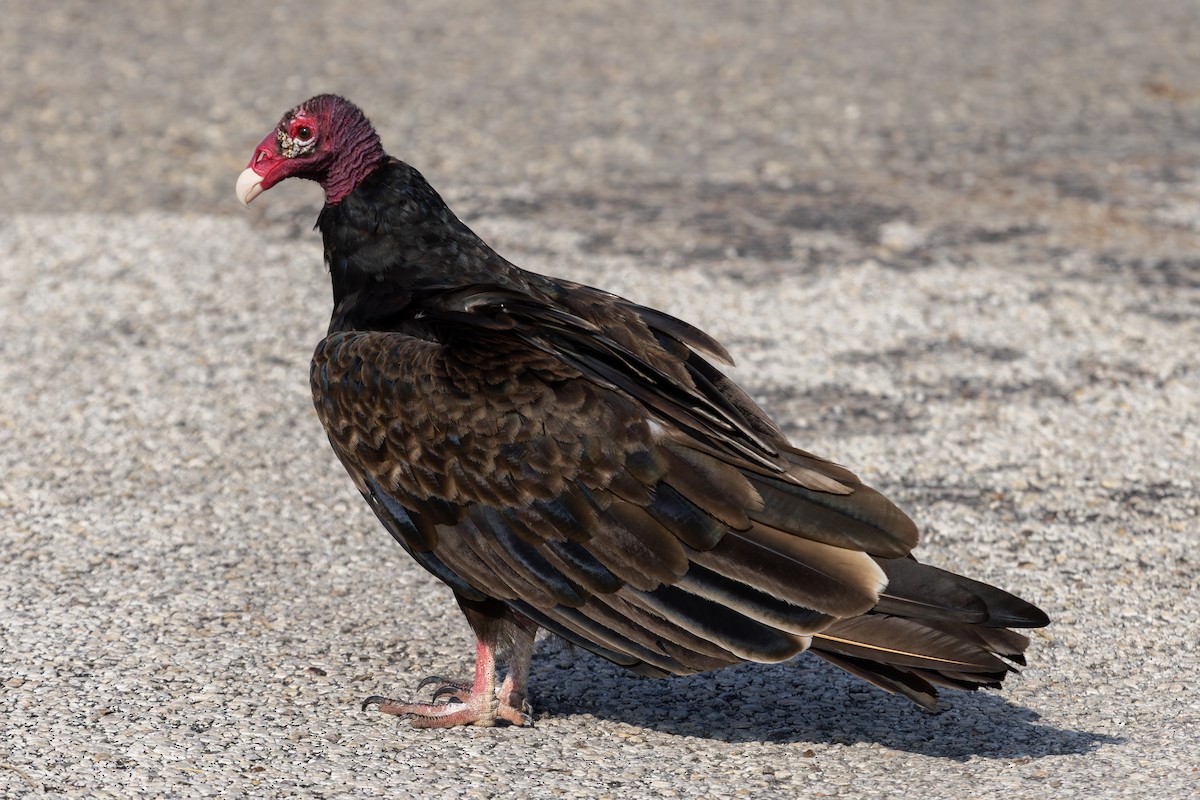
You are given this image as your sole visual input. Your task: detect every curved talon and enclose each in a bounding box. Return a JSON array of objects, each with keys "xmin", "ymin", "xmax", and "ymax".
[
  {"xmin": 361, "ymin": 695, "xmax": 391, "ymax": 712},
  {"xmin": 416, "ymin": 675, "xmax": 452, "ymax": 692},
  {"xmin": 430, "ymin": 685, "xmax": 464, "ymax": 702},
  {"xmin": 414, "ymin": 674, "xmax": 471, "ymax": 702}
]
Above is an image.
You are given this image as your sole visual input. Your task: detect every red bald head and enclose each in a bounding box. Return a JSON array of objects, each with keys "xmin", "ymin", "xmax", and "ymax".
[{"xmin": 236, "ymin": 95, "xmax": 386, "ymax": 206}]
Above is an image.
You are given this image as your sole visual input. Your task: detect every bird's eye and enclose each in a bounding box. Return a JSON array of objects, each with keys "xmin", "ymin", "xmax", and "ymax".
[{"xmin": 295, "ymin": 126, "xmax": 313, "ymax": 141}]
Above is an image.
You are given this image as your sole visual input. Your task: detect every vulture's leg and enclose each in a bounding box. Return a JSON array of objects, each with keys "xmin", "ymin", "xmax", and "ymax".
[
  {"xmin": 363, "ymin": 601, "xmax": 536, "ymax": 728},
  {"xmin": 496, "ymin": 615, "xmax": 536, "ymax": 717}
]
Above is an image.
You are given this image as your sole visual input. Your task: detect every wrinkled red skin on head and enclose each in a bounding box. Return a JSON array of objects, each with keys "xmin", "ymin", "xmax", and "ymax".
[{"xmin": 242, "ymin": 95, "xmax": 384, "ymax": 205}]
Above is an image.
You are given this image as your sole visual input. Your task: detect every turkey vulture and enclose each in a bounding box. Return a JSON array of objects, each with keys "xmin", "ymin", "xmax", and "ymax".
[{"xmin": 237, "ymin": 95, "xmax": 1049, "ymax": 728}]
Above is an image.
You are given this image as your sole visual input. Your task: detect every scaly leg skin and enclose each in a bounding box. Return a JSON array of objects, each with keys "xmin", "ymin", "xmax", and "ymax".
[{"xmin": 363, "ymin": 613, "xmax": 536, "ymax": 728}]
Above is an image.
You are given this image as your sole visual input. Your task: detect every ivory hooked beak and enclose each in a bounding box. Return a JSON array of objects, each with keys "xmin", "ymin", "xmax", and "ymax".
[{"xmin": 235, "ymin": 167, "xmax": 265, "ymax": 206}]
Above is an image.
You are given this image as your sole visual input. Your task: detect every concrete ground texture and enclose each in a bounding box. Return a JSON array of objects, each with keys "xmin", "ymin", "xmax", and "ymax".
[{"xmin": 1, "ymin": 1, "xmax": 1197, "ymax": 797}]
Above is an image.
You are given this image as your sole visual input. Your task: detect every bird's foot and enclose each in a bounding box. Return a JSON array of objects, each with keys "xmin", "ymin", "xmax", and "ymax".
[
  {"xmin": 362, "ymin": 675, "xmax": 531, "ymax": 728},
  {"xmin": 362, "ymin": 613, "xmax": 537, "ymax": 728}
]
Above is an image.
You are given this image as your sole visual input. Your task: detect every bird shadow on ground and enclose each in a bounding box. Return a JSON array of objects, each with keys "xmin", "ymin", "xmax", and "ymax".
[{"xmin": 526, "ymin": 640, "xmax": 1117, "ymax": 761}]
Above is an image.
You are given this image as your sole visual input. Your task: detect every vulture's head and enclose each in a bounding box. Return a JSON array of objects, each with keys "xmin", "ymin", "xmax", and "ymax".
[{"xmin": 236, "ymin": 94, "xmax": 385, "ymax": 206}]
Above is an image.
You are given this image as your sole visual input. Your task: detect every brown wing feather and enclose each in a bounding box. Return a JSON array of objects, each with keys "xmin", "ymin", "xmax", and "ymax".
[{"xmin": 311, "ymin": 296, "xmax": 1044, "ymax": 698}]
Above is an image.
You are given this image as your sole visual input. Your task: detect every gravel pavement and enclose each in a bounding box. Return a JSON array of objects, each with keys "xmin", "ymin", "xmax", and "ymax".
[{"xmin": 2, "ymin": 2, "xmax": 1198, "ymax": 798}]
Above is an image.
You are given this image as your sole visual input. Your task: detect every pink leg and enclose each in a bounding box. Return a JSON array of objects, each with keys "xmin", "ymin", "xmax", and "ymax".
[{"xmin": 363, "ymin": 613, "xmax": 536, "ymax": 728}]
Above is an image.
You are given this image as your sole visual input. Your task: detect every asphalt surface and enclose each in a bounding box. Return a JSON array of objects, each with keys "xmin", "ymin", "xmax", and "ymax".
[{"xmin": 2, "ymin": 1, "xmax": 1198, "ymax": 797}]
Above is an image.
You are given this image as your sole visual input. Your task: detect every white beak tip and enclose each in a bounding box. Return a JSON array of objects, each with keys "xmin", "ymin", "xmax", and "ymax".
[{"xmin": 236, "ymin": 167, "xmax": 265, "ymax": 206}]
